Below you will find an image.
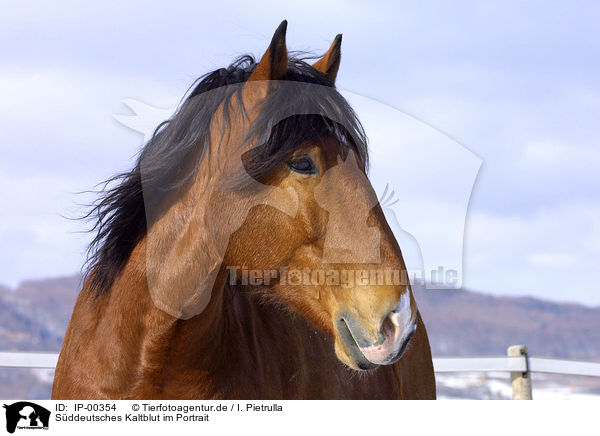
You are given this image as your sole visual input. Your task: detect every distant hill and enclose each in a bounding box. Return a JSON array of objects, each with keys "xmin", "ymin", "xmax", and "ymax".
[
  {"xmin": 413, "ymin": 286, "xmax": 600, "ymax": 360},
  {"xmin": 2, "ymin": 275, "xmax": 82, "ymax": 338},
  {"xmin": 0, "ymin": 276, "xmax": 80, "ymax": 353},
  {"xmin": 0, "ymin": 274, "xmax": 598, "ymax": 360}
]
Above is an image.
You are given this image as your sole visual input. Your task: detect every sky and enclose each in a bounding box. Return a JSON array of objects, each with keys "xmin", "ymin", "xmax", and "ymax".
[{"xmin": 1, "ymin": 1, "xmax": 599, "ymax": 305}]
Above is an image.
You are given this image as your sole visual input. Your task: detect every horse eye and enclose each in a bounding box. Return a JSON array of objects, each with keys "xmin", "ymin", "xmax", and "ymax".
[{"xmin": 289, "ymin": 157, "xmax": 316, "ymax": 174}]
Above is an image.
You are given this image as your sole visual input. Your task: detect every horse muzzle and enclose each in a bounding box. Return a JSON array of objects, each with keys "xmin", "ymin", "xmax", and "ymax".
[{"xmin": 336, "ymin": 294, "xmax": 416, "ymax": 370}]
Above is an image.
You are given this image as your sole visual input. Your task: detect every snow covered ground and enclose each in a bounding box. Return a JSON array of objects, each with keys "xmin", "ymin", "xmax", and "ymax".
[{"xmin": 436, "ymin": 372, "xmax": 600, "ymax": 400}]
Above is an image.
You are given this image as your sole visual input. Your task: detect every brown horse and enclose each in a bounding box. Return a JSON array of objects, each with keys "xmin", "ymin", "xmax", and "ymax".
[{"xmin": 52, "ymin": 21, "xmax": 436, "ymax": 399}]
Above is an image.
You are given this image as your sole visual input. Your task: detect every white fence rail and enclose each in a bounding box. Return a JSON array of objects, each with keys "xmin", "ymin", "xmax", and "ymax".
[
  {"xmin": 433, "ymin": 356, "xmax": 600, "ymax": 377},
  {"xmin": 2, "ymin": 351, "xmax": 599, "ymax": 376},
  {"xmin": 434, "ymin": 356, "xmax": 528, "ymax": 373},
  {"xmin": 1, "ymin": 346, "xmax": 600, "ymax": 399},
  {"xmin": 0, "ymin": 351, "xmax": 58, "ymax": 369},
  {"xmin": 528, "ymin": 357, "xmax": 600, "ymax": 377}
]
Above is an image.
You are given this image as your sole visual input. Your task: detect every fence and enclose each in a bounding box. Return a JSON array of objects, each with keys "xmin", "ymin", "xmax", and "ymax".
[{"xmin": 2, "ymin": 345, "xmax": 600, "ymax": 399}]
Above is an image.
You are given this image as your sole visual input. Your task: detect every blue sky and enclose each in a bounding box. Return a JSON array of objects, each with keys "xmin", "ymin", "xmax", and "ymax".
[{"xmin": 1, "ymin": 1, "xmax": 599, "ymax": 305}]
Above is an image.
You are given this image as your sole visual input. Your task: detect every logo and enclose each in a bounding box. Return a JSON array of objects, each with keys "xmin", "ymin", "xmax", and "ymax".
[{"xmin": 3, "ymin": 402, "xmax": 50, "ymax": 434}]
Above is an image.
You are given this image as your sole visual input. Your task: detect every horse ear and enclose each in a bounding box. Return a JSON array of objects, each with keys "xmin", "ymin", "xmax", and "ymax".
[
  {"xmin": 248, "ymin": 20, "xmax": 289, "ymax": 82},
  {"xmin": 312, "ymin": 34, "xmax": 342, "ymax": 83}
]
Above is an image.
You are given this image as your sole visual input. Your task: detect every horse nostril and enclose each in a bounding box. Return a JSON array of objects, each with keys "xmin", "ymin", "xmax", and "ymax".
[
  {"xmin": 388, "ymin": 292, "xmax": 413, "ymax": 330},
  {"xmin": 379, "ymin": 314, "xmax": 395, "ymax": 341}
]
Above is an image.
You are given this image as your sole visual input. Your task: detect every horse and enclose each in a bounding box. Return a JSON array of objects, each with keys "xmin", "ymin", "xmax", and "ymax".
[{"xmin": 52, "ymin": 20, "xmax": 436, "ymax": 399}]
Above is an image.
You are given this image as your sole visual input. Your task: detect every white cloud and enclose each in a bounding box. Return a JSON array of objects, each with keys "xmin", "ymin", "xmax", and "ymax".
[
  {"xmin": 528, "ymin": 252, "xmax": 579, "ymax": 269},
  {"xmin": 463, "ymin": 204, "xmax": 600, "ymax": 304},
  {"xmin": 520, "ymin": 139, "xmax": 600, "ymax": 169}
]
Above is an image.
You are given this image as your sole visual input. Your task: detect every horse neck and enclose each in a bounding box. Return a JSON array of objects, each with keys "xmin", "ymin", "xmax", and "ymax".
[
  {"xmin": 94, "ymin": 238, "xmax": 232, "ymax": 394},
  {"xmin": 93, "ymin": 238, "xmax": 318, "ymax": 397}
]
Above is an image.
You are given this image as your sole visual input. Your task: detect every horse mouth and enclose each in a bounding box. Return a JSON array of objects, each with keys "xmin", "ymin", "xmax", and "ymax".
[
  {"xmin": 336, "ymin": 317, "xmax": 379, "ymax": 370},
  {"xmin": 336, "ymin": 315, "xmax": 416, "ymax": 370}
]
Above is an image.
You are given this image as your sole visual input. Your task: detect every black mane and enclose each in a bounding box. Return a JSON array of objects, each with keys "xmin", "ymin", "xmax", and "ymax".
[{"xmin": 84, "ymin": 54, "xmax": 369, "ymax": 296}]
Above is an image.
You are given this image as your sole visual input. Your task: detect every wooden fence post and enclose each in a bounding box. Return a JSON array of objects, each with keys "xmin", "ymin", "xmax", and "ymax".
[{"xmin": 507, "ymin": 345, "xmax": 532, "ymax": 400}]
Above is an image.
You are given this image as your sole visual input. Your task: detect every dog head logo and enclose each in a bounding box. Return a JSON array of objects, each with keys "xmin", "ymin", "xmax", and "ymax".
[{"xmin": 3, "ymin": 402, "xmax": 50, "ymax": 433}]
